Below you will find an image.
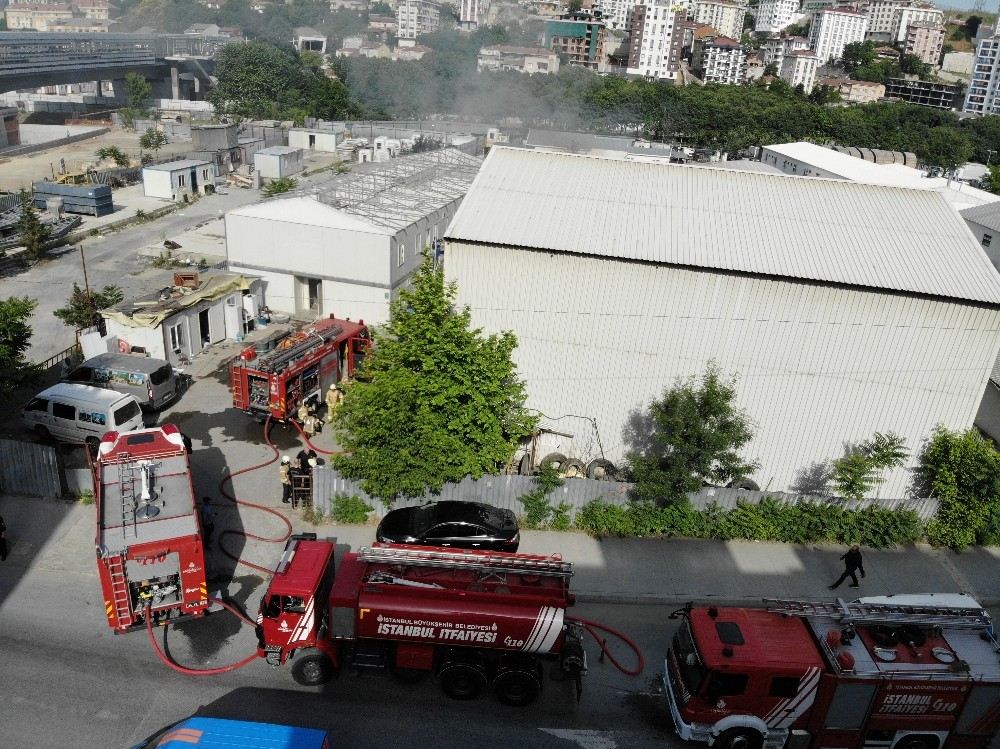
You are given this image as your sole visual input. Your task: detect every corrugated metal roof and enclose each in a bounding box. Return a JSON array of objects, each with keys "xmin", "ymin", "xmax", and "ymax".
[
  {"xmin": 962, "ymin": 202, "xmax": 1000, "ymax": 234},
  {"xmin": 227, "ymin": 196, "xmax": 391, "ymax": 234},
  {"xmin": 446, "ymin": 147, "xmax": 1000, "ymax": 305}
]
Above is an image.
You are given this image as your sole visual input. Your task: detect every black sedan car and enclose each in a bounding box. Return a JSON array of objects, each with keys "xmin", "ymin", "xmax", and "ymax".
[{"xmin": 375, "ymin": 500, "xmax": 520, "ymax": 552}]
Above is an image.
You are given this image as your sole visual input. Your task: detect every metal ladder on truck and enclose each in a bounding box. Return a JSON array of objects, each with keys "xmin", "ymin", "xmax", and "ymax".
[
  {"xmin": 230, "ymin": 364, "xmax": 245, "ymax": 409},
  {"xmin": 105, "ymin": 554, "xmax": 133, "ymax": 629},
  {"xmin": 359, "ymin": 545, "xmax": 575, "ymax": 580},
  {"xmin": 765, "ymin": 598, "xmax": 993, "ymax": 629},
  {"xmin": 118, "ymin": 453, "xmax": 137, "ymax": 533},
  {"xmin": 258, "ymin": 324, "xmax": 343, "ymax": 374}
]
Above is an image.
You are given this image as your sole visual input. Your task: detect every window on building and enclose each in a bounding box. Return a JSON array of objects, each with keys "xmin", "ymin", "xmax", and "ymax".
[
  {"xmin": 169, "ymin": 322, "xmax": 184, "ymax": 353},
  {"xmin": 984, "ymin": 234, "xmax": 993, "ymax": 248},
  {"xmin": 177, "ymin": 173, "xmax": 185, "ymax": 187},
  {"xmin": 398, "ymin": 241, "xmax": 405, "ymax": 267}
]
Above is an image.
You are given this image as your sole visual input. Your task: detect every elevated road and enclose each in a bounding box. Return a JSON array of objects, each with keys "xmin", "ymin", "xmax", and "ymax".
[{"xmin": 0, "ymin": 32, "xmax": 224, "ymax": 93}]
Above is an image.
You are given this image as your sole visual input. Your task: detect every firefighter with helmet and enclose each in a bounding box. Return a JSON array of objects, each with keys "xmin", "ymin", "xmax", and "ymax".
[
  {"xmin": 326, "ymin": 383, "xmax": 343, "ymax": 422},
  {"xmin": 279, "ymin": 455, "xmax": 292, "ymax": 504}
]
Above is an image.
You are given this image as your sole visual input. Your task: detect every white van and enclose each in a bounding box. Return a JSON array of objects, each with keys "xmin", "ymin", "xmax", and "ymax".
[
  {"xmin": 62, "ymin": 353, "xmax": 177, "ymax": 411},
  {"xmin": 22, "ymin": 383, "xmax": 144, "ymax": 446}
]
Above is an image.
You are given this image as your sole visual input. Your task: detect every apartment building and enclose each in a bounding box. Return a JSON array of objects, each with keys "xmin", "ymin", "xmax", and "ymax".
[
  {"xmin": 691, "ymin": 0, "xmax": 745, "ymax": 41},
  {"xmin": 964, "ymin": 34, "xmax": 1000, "ymax": 116},
  {"xmin": 478, "ymin": 44, "xmax": 560, "ymax": 73},
  {"xmin": 691, "ymin": 35, "xmax": 746, "ymax": 84},
  {"xmin": 625, "ymin": 0, "xmax": 688, "ymax": 80},
  {"xmin": 4, "ymin": 3, "xmax": 73, "ymax": 31},
  {"xmin": 810, "ymin": 7, "xmax": 868, "ymax": 63},
  {"xmin": 760, "ymin": 33, "xmax": 808, "ymax": 69},
  {"xmin": 904, "ymin": 21, "xmax": 944, "ymax": 66},
  {"xmin": 893, "ymin": 4, "xmax": 943, "ymax": 42},
  {"xmin": 398, "ymin": 0, "xmax": 441, "ymax": 40},
  {"xmin": 459, "ymin": 0, "xmax": 490, "ymax": 31},
  {"xmin": 595, "ymin": 0, "xmax": 632, "ymax": 30},
  {"xmin": 780, "ymin": 50, "xmax": 819, "ymax": 92},
  {"xmin": 754, "ymin": 0, "xmax": 798, "ymax": 34}
]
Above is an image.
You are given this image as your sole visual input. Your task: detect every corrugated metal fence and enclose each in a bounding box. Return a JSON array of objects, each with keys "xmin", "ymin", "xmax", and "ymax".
[
  {"xmin": 0, "ymin": 440, "xmax": 62, "ymax": 498},
  {"xmin": 313, "ymin": 467, "xmax": 939, "ymax": 521}
]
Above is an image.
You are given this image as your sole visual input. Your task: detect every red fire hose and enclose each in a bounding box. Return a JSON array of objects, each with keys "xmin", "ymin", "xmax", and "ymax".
[
  {"xmin": 569, "ymin": 617, "xmax": 646, "ymax": 676},
  {"xmin": 144, "ymin": 599, "xmax": 260, "ymax": 676}
]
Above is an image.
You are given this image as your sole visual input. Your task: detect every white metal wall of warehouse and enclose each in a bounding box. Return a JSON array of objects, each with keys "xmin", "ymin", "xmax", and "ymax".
[{"xmin": 444, "ymin": 148, "xmax": 1000, "ymax": 497}]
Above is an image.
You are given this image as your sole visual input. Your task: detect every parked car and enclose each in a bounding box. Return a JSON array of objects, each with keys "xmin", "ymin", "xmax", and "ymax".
[
  {"xmin": 63, "ymin": 352, "xmax": 177, "ymax": 411},
  {"xmin": 375, "ymin": 500, "xmax": 520, "ymax": 552},
  {"xmin": 131, "ymin": 716, "xmax": 331, "ymax": 749}
]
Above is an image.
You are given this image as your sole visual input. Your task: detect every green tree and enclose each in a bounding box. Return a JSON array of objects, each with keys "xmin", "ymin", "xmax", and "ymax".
[
  {"xmin": 627, "ymin": 364, "xmax": 759, "ymax": 506},
  {"xmin": 842, "ymin": 40, "xmax": 876, "ymax": 72},
  {"xmin": 16, "ymin": 190, "xmax": 49, "ymax": 262},
  {"xmin": 831, "ymin": 432, "xmax": 908, "ymax": 501},
  {"xmin": 0, "ymin": 296, "xmax": 40, "ymax": 393},
  {"xmin": 922, "ymin": 126, "xmax": 973, "ymax": 171},
  {"xmin": 138, "ymin": 128, "xmax": 168, "ymax": 157},
  {"xmin": 53, "ymin": 283, "xmax": 124, "ymax": 329},
  {"xmin": 330, "ymin": 253, "xmax": 537, "ymax": 501},
  {"xmin": 963, "ymin": 15, "xmax": 983, "ymax": 41},
  {"xmin": 763, "ymin": 62, "xmax": 779, "ymax": 77},
  {"xmin": 120, "ymin": 72, "xmax": 151, "ymax": 129},
  {"xmin": 982, "ymin": 164, "xmax": 1000, "ymax": 194},
  {"xmin": 370, "ymin": 0, "xmax": 392, "ymax": 13},
  {"xmin": 262, "ymin": 176, "xmax": 298, "ymax": 196},
  {"xmin": 299, "ymin": 49, "xmax": 324, "ymax": 71},
  {"xmin": 919, "ymin": 426, "xmax": 1000, "ymax": 548},
  {"xmin": 96, "ymin": 146, "xmax": 131, "ymax": 167}
]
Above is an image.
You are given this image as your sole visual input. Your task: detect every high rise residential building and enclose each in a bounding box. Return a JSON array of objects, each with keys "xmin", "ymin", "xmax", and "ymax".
[
  {"xmin": 866, "ymin": 0, "xmax": 942, "ymax": 42},
  {"xmin": 691, "ymin": 0, "xmax": 746, "ymax": 41},
  {"xmin": 964, "ymin": 34, "xmax": 1000, "ymax": 116},
  {"xmin": 595, "ymin": 0, "xmax": 632, "ymax": 30},
  {"xmin": 626, "ymin": 0, "xmax": 690, "ymax": 80},
  {"xmin": 779, "ymin": 50, "xmax": 819, "ymax": 92},
  {"xmin": 893, "ymin": 4, "xmax": 942, "ymax": 42},
  {"xmin": 810, "ymin": 7, "xmax": 868, "ymax": 63},
  {"xmin": 691, "ymin": 35, "xmax": 746, "ymax": 84},
  {"xmin": 754, "ymin": 0, "xmax": 798, "ymax": 34},
  {"xmin": 459, "ymin": 0, "xmax": 490, "ymax": 31},
  {"xmin": 866, "ymin": 0, "xmax": 910, "ymax": 37},
  {"xmin": 397, "ymin": 0, "xmax": 441, "ymax": 41},
  {"xmin": 904, "ymin": 21, "xmax": 944, "ymax": 65},
  {"xmin": 544, "ymin": 10, "xmax": 607, "ymax": 70},
  {"xmin": 760, "ymin": 33, "xmax": 808, "ymax": 69}
]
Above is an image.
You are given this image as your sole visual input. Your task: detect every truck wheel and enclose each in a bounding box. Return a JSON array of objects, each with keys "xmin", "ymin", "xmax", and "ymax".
[
  {"xmin": 439, "ymin": 662, "xmax": 486, "ymax": 700},
  {"xmin": 715, "ymin": 729, "xmax": 763, "ymax": 749},
  {"xmin": 727, "ymin": 478, "xmax": 760, "ymax": 491},
  {"xmin": 539, "ymin": 453, "xmax": 568, "ymax": 472},
  {"xmin": 34, "ymin": 425, "xmax": 50, "ymax": 439},
  {"xmin": 895, "ymin": 736, "xmax": 938, "ymax": 749},
  {"xmin": 586, "ymin": 459, "xmax": 617, "ymax": 481},
  {"xmin": 291, "ymin": 650, "xmax": 335, "ymax": 686},
  {"xmin": 561, "ymin": 459, "xmax": 586, "ymax": 478},
  {"xmin": 493, "ymin": 667, "xmax": 541, "ymax": 707}
]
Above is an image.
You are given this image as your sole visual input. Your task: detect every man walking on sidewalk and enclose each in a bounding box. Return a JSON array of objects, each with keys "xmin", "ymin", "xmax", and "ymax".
[
  {"xmin": 0, "ymin": 514, "xmax": 7, "ymax": 561},
  {"xmin": 830, "ymin": 544, "xmax": 865, "ymax": 589}
]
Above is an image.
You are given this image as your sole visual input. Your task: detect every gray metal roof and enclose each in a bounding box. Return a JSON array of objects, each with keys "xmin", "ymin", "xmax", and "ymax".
[
  {"xmin": 962, "ymin": 202, "xmax": 1000, "ymax": 234},
  {"xmin": 446, "ymin": 147, "xmax": 1000, "ymax": 305},
  {"xmin": 144, "ymin": 159, "xmax": 211, "ymax": 171}
]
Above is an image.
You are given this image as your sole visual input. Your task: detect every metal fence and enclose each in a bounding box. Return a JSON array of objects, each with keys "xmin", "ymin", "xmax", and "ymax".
[
  {"xmin": 0, "ymin": 439, "xmax": 62, "ymax": 498},
  {"xmin": 0, "ymin": 193, "xmax": 21, "ymax": 211},
  {"xmin": 312, "ymin": 467, "xmax": 939, "ymax": 521}
]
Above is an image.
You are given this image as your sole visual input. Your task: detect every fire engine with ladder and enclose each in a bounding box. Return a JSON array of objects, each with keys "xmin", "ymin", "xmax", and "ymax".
[
  {"xmin": 664, "ymin": 595, "xmax": 1000, "ymax": 749},
  {"xmin": 256, "ymin": 536, "xmax": 588, "ymax": 706},
  {"xmin": 230, "ymin": 316, "xmax": 370, "ymax": 422},
  {"xmin": 93, "ymin": 425, "xmax": 209, "ymax": 632}
]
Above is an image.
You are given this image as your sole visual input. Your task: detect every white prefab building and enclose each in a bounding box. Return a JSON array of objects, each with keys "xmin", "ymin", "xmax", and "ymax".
[
  {"xmin": 142, "ymin": 159, "xmax": 214, "ymax": 202},
  {"xmin": 225, "ymin": 149, "xmax": 482, "ymax": 324},
  {"xmin": 254, "ymin": 146, "xmax": 304, "ymax": 179},
  {"xmin": 443, "ymin": 147, "xmax": 1000, "ymax": 497},
  {"xmin": 289, "ymin": 128, "xmax": 340, "ymax": 153}
]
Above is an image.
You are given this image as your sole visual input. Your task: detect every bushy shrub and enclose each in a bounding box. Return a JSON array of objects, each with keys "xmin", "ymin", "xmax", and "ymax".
[
  {"xmin": 331, "ymin": 493, "xmax": 373, "ymax": 524},
  {"xmin": 518, "ymin": 465, "xmax": 565, "ymax": 529},
  {"xmin": 574, "ymin": 497, "xmax": 923, "ymax": 548}
]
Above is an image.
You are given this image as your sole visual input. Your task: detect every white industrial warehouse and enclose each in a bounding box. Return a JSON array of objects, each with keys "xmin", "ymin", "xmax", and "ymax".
[
  {"xmin": 444, "ymin": 147, "xmax": 1000, "ymax": 497},
  {"xmin": 225, "ymin": 148, "xmax": 482, "ymax": 323}
]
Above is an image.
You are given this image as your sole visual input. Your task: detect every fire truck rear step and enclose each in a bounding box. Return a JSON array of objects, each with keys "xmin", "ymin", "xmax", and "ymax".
[{"xmin": 765, "ymin": 598, "xmax": 992, "ymax": 629}]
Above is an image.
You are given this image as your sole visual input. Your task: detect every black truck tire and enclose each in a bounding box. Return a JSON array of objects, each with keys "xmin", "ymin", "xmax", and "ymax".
[
  {"xmin": 539, "ymin": 453, "xmax": 568, "ymax": 471},
  {"xmin": 560, "ymin": 459, "xmax": 586, "ymax": 478},
  {"xmin": 439, "ymin": 662, "xmax": 487, "ymax": 700},
  {"xmin": 291, "ymin": 649, "xmax": 335, "ymax": 686},
  {"xmin": 493, "ymin": 666, "xmax": 541, "ymax": 706},
  {"xmin": 714, "ymin": 729, "xmax": 763, "ymax": 749},
  {"xmin": 586, "ymin": 458, "xmax": 617, "ymax": 481}
]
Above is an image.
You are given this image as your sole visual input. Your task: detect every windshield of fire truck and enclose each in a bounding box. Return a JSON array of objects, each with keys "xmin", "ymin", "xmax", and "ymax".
[{"xmin": 674, "ymin": 619, "xmax": 708, "ymax": 696}]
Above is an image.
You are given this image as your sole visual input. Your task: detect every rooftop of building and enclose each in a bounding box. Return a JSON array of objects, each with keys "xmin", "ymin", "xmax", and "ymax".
[
  {"xmin": 143, "ymin": 159, "xmax": 212, "ymax": 171},
  {"xmin": 104, "ymin": 272, "xmax": 255, "ymax": 328},
  {"xmin": 293, "ymin": 26, "xmax": 324, "ymax": 37},
  {"xmin": 256, "ymin": 146, "xmax": 302, "ymax": 155},
  {"xmin": 445, "ymin": 146, "xmax": 1000, "ymax": 305},
  {"xmin": 481, "ymin": 44, "xmax": 554, "ymax": 55},
  {"xmin": 962, "ymin": 201, "xmax": 1000, "ymax": 234}
]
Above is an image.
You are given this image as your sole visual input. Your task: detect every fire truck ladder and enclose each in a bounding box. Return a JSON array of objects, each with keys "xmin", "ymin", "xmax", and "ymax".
[
  {"xmin": 230, "ymin": 364, "xmax": 245, "ymax": 406},
  {"xmin": 255, "ymin": 324, "xmax": 344, "ymax": 373},
  {"xmin": 105, "ymin": 553, "xmax": 133, "ymax": 628},
  {"xmin": 358, "ymin": 546, "xmax": 574, "ymax": 579},
  {"xmin": 765, "ymin": 598, "xmax": 992, "ymax": 629},
  {"xmin": 118, "ymin": 453, "xmax": 137, "ymax": 531}
]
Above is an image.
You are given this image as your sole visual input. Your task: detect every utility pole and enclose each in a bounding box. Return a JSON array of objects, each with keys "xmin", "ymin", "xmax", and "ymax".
[
  {"xmin": 79, "ymin": 244, "xmax": 96, "ymax": 328},
  {"xmin": 987, "ymin": 149, "xmax": 996, "ymax": 168}
]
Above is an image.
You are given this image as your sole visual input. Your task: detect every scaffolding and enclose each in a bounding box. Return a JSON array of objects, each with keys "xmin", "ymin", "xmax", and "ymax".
[{"xmin": 306, "ymin": 148, "xmax": 483, "ymax": 232}]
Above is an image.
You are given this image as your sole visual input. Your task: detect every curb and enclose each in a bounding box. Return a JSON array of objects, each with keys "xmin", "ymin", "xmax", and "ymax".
[{"xmin": 574, "ymin": 592, "xmax": 1000, "ymax": 608}]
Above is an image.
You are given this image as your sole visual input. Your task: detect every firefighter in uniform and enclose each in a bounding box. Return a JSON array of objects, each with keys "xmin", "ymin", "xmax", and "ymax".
[
  {"xmin": 298, "ymin": 400, "xmax": 320, "ymax": 437},
  {"xmin": 326, "ymin": 383, "xmax": 343, "ymax": 422},
  {"xmin": 279, "ymin": 456, "xmax": 293, "ymax": 504}
]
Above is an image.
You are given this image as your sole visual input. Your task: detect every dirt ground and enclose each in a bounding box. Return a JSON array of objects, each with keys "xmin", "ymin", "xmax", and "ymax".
[{"xmin": 0, "ymin": 127, "xmax": 192, "ymax": 192}]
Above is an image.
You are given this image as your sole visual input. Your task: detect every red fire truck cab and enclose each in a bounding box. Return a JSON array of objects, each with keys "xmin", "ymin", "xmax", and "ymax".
[
  {"xmin": 231, "ymin": 316, "xmax": 369, "ymax": 422},
  {"xmin": 93, "ymin": 424, "xmax": 209, "ymax": 632},
  {"xmin": 257, "ymin": 535, "xmax": 587, "ymax": 706},
  {"xmin": 664, "ymin": 595, "xmax": 1000, "ymax": 749}
]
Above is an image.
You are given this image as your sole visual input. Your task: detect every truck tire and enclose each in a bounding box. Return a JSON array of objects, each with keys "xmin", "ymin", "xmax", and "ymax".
[
  {"xmin": 34, "ymin": 425, "xmax": 50, "ymax": 439},
  {"xmin": 539, "ymin": 453, "xmax": 568, "ymax": 472},
  {"xmin": 291, "ymin": 650, "xmax": 335, "ymax": 686},
  {"xmin": 714, "ymin": 729, "xmax": 763, "ymax": 749},
  {"xmin": 439, "ymin": 662, "xmax": 487, "ymax": 700},
  {"xmin": 518, "ymin": 453, "xmax": 533, "ymax": 476},
  {"xmin": 727, "ymin": 478, "xmax": 760, "ymax": 491},
  {"xmin": 895, "ymin": 736, "xmax": 939, "ymax": 749},
  {"xmin": 586, "ymin": 459, "xmax": 617, "ymax": 481},
  {"xmin": 561, "ymin": 459, "xmax": 586, "ymax": 478},
  {"xmin": 493, "ymin": 666, "xmax": 541, "ymax": 707}
]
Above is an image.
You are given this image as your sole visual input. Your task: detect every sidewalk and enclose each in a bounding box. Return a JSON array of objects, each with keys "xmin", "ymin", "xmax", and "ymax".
[{"xmin": 5, "ymin": 493, "xmax": 1000, "ymax": 608}]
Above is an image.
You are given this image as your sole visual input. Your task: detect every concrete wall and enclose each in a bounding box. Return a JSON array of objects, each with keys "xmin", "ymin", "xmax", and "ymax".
[
  {"xmin": 445, "ymin": 241, "xmax": 1000, "ymax": 498},
  {"xmin": 254, "ymin": 149, "xmax": 304, "ymax": 178}
]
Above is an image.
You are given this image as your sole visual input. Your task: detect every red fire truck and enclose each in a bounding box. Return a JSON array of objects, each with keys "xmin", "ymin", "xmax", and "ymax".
[
  {"xmin": 256, "ymin": 536, "xmax": 587, "ymax": 705},
  {"xmin": 93, "ymin": 424, "xmax": 209, "ymax": 632},
  {"xmin": 664, "ymin": 595, "xmax": 1000, "ymax": 749},
  {"xmin": 231, "ymin": 316, "xmax": 369, "ymax": 422}
]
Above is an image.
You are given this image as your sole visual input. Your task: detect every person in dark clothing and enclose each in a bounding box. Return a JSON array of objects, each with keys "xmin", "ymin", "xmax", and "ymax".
[
  {"xmin": 200, "ymin": 497, "xmax": 216, "ymax": 546},
  {"xmin": 829, "ymin": 544, "xmax": 865, "ymax": 589},
  {"xmin": 0, "ymin": 514, "xmax": 7, "ymax": 561}
]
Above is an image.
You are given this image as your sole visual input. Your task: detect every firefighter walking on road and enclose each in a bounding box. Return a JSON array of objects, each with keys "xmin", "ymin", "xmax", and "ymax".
[
  {"xmin": 829, "ymin": 544, "xmax": 866, "ymax": 589},
  {"xmin": 325, "ymin": 383, "xmax": 343, "ymax": 422},
  {"xmin": 279, "ymin": 456, "xmax": 293, "ymax": 504}
]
